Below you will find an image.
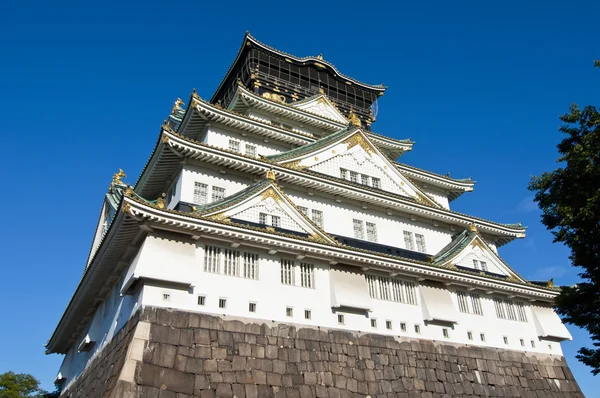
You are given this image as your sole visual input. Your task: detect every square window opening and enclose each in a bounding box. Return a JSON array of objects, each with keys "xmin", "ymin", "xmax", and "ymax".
[
  {"xmin": 197, "ymin": 296, "xmax": 206, "ymax": 306},
  {"xmin": 249, "ymin": 302, "xmax": 256, "ymax": 313},
  {"xmin": 286, "ymin": 307, "xmax": 293, "ymax": 317},
  {"xmin": 219, "ymin": 298, "xmax": 227, "ymax": 309}
]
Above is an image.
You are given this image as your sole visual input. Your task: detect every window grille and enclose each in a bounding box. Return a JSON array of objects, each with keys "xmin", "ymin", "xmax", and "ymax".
[
  {"xmin": 193, "ymin": 182, "xmax": 208, "ymax": 205},
  {"xmin": 414, "ymin": 324, "xmax": 421, "ymax": 334},
  {"xmin": 443, "ymin": 328, "xmax": 449, "ymax": 338},
  {"xmin": 198, "ymin": 296, "xmax": 205, "ymax": 306},
  {"xmin": 457, "ymin": 291, "xmax": 483, "ymax": 315},
  {"xmin": 494, "ymin": 298, "xmax": 525, "ymax": 322},
  {"xmin": 493, "ymin": 298, "xmax": 507, "ymax": 319},
  {"xmin": 515, "ymin": 301, "xmax": 527, "ymax": 322},
  {"xmin": 338, "ymin": 314, "xmax": 344, "ymax": 324},
  {"xmin": 378, "ymin": 277, "xmax": 391, "ymax": 301},
  {"xmin": 400, "ymin": 323, "xmax": 407, "ymax": 332},
  {"xmin": 272, "ymin": 215, "xmax": 281, "ymax": 228},
  {"xmin": 366, "ymin": 222, "xmax": 377, "ymax": 242},
  {"xmin": 280, "ymin": 259, "xmax": 294, "ymax": 285},
  {"xmin": 339, "ymin": 168, "xmax": 348, "ymax": 180},
  {"xmin": 311, "ymin": 209, "xmax": 324, "ymax": 228},
  {"xmin": 242, "ymin": 252, "xmax": 258, "ymax": 279},
  {"xmin": 503, "ymin": 336, "xmax": 509, "ymax": 345},
  {"xmin": 386, "ymin": 320, "xmax": 392, "ymax": 330},
  {"xmin": 219, "ymin": 298, "xmax": 227, "ymax": 309},
  {"xmin": 229, "ymin": 139, "xmax": 240, "ymax": 153},
  {"xmin": 531, "ymin": 340, "xmax": 536, "ymax": 348},
  {"xmin": 223, "ymin": 249, "xmax": 239, "ymax": 276},
  {"xmin": 415, "ymin": 234, "xmax": 426, "ymax": 253},
  {"xmin": 353, "ymin": 219, "xmax": 364, "ymax": 239},
  {"xmin": 371, "ymin": 319, "xmax": 377, "ymax": 328},
  {"xmin": 204, "ymin": 246, "xmax": 221, "ymax": 273},
  {"xmin": 298, "ymin": 206, "xmax": 309, "ymax": 216},
  {"xmin": 480, "ymin": 333, "xmax": 486, "ymax": 342},
  {"xmin": 361, "ymin": 174, "xmax": 370, "ymax": 185},
  {"xmin": 350, "ymin": 171, "xmax": 358, "ymax": 183},
  {"xmin": 212, "ymin": 186, "xmax": 225, "ymax": 202},
  {"xmin": 520, "ymin": 339, "xmax": 525, "ymax": 347},
  {"xmin": 403, "ymin": 231, "xmax": 415, "ymax": 250},
  {"xmin": 505, "ymin": 299, "xmax": 517, "ymax": 320},
  {"xmin": 300, "ymin": 263, "xmax": 314, "ymax": 288},
  {"xmin": 245, "ymin": 144, "xmax": 257, "ymax": 157},
  {"xmin": 286, "ymin": 307, "xmax": 293, "ymax": 317},
  {"xmin": 473, "ymin": 259, "xmax": 480, "ymax": 270},
  {"xmin": 259, "ymin": 212, "xmax": 267, "ymax": 225},
  {"xmin": 249, "ymin": 302, "xmax": 256, "ymax": 312},
  {"xmin": 467, "ymin": 331, "xmax": 473, "ymax": 340},
  {"xmin": 365, "ymin": 275, "xmax": 417, "ymax": 305},
  {"xmin": 480, "ymin": 261, "xmax": 488, "ymax": 271},
  {"xmin": 304, "ymin": 310, "xmax": 311, "ymax": 319},
  {"xmin": 372, "ymin": 177, "xmax": 381, "ymax": 189}
]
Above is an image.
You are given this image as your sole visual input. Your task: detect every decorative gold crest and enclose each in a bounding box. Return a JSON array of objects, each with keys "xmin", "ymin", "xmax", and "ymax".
[
  {"xmin": 284, "ymin": 160, "xmax": 307, "ymax": 170},
  {"xmin": 343, "ymin": 132, "xmax": 373, "ymax": 154},
  {"xmin": 125, "ymin": 185, "xmax": 134, "ymax": 196},
  {"xmin": 468, "ymin": 223, "xmax": 478, "ymax": 233},
  {"xmin": 260, "ymin": 187, "xmax": 281, "ymax": 202},
  {"xmin": 122, "ymin": 202, "xmax": 131, "ymax": 214},
  {"xmin": 262, "ymin": 92, "xmax": 286, "ymax": 104},
  {"xmin": 112, "ymin": 169, "xmax": 127, "ymax": 185},
  {"xmin": 156, "ymin": 193, "xmax": 166, "ymax": 209},
  {"xmin": 266, "ymin": 170, "xmax": 276, "ymax": 180},
  {"xmin": 347, "ymin": 110, "xmax": 362, "ymax": 127},
  {"xmin": 171, "ymin": 98, "xmax": 184, "ymax": 115},
  {"xmin": 547, "ymin": 278, "xmax": 554, "ymax": 288}
]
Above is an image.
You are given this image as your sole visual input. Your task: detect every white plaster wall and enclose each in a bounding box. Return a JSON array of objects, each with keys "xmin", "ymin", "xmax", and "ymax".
[
  {"xmin": 133, "ymin": 235, "xmax": 563, "ymax": 356},
  {"xmin": 57, "ymin": 283, "xmax": 142, "ymax": 391},
  {"xmin": 417, "ymin": 184, "xmax": 450, "ymax": 210},
  {"xmin": 179, "ymin": 164, "xmax": 253, "ymax": 206},
  {"xmin": 204, "ymin": 126, "xmax": 294, "ymax": 158}
]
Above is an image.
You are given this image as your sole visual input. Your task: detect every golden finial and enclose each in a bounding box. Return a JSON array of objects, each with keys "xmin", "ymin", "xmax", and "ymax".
[
  {"xmin": 547, "ymin": 278, "xmax": 554, "ymax": 288},
  {"xmin": 266, "ymin": 170, "xmax": 276, "ymax": 181},
  {"xmin": 171, "ymin": 98, "xmax": 184, "ymax": 115},
  {"xmin": 347, "ymin": 110, "xmax": 362, "ymax": 127},
  {"xmin": 317, "ymin": 53, "xmax": 323, "ymax": 60},
  {"xmin": 191, "ymin": 88, "xmax": 199, "ymax": 100},
  {"xmin": 468, "ymin": 223, "xmax": 477, "ymax": 232},
  {"xmin": 125, "ymin": 184, "xmax": 134, "ymax": 196},
  {"xmin": 122, "ymin": 202, "xmax": 131, "ymax": 214},
  {"xmin": 318, "ymin": 87, "xmax": 325, "ymax": 95},
  {"xmin": 156, "ymin": 193, "xmax": 167, "ymax": 209},
  {"xmin": 112, "ymin": 169, "xmax": 127, "ymax": 185}
]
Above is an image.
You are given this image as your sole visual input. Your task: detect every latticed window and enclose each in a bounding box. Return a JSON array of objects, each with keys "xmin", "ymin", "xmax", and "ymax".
[
  {"xmin": 365, "ymin": 275, "xmax": 417, "ymax": 305},
  {"xmin": 300, "ymin": 263, "xmax": 314, "ymax": 288},
  {"xmin": 350, "ymin": 171, "xmax": 359, "ymax": 183},
  {"xmin": 212, "ymin": 186, "xmax": 225, "ymax": 202},
  {"xmin": 311, "ymin": 210, "xmax": 324, "ymax": 228},
  {"xmin": 353, "ymin": 219, "xmax": 364, "ymax": 239},
  {"xmin": 456, "ymin": 291, "xmax": 483, "ymax": 315},
  {"xmin": 280, "ymin": 259, "xmax": 294, "ymax": 285},
  {"xmin": 403, "ymin": 231, "xmax": 415, "ymax": 250},
  {"xmin": 415, "ymin": 234, "xmax": 426, "ymax": 253},
  {"xmin": 193, "ymin": 182, "xmax": 208, "ymax": 205},
  {"xmin": 494, "ymin": 298, "xmax": 506, "ymax": 319},
  {"xmin": 372, "ymin": 177, "xmax": 381, "ymax": 189},
  {"xmin": 366, "ymin": 222, "xmax": 377, "ymax": 242},
  {"xmin": 245, "ymin": 144, "xmax": 257, "ymax": 157},
  {"xmin": 272, "ymin": 215, "xmax": 281, "ymax": 228},
  {"xmin": 204, "ymin": 245, "xmax": 221, "ymax": 273},
  {"xmin": 339, "ymin": 168, "xmax": 348, "ymax": 180},
  {"xmin": 506, "ymin": 299, "xmax": 517, "ymax": 320},
  {"xmin": 242, "ymin": 252, "xmax": 259, "ymax": 279},
  {"xmin": 259, "ymin": 212, "xmax": 267, "ymax": 224},
  {"xmin": 515, "ymin": 302, "xmax": 527, "ymax": 322},
  {"xmin": 494, "ymin": 298, "xmax": 525, "ymax": 321},
  {"xmin": 298, "ymin": 206, "xmax": 309, "ymax": 216},
  {"xmin": 223, "ymin": 249, "xmax": 239, "ymax": 276},
  {"xmin": 473, "ymin": 259, "xmax": 488, "ymax": 271},
  {"xmin": 229, "ymin": 139, "xmax": 240, "ymax": 153},
  {"xmin": 361, "ymin": 174, "xmax": 370, "ymax": 185}
]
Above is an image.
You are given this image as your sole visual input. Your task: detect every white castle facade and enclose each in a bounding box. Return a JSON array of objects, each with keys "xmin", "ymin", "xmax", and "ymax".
[{"xmin": 47, "ymin": 33, "xmax": 572, "ymax": 391}]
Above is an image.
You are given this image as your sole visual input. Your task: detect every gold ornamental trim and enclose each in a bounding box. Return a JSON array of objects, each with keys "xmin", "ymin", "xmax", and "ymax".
[{"xmin": 343, "ymin": 132, "xmax": 374, "ymax": 154}]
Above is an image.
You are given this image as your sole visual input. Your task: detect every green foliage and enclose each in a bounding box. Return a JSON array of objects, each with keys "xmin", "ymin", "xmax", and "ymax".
[
  {"xmin": 529, "ymin": 102, "xmax": 600, "ymax": 375},
  {"xmin": 0, "ymin": 372, "xmax": 46, "ymax": 398}
]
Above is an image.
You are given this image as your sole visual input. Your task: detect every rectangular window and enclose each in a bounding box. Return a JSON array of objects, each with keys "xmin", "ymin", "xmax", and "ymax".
[
  {"xmin": 415, "ymin": 234, "xmax": 426, "ymax": 253},
  {"xmin": 339, "ymin": 168, "xmax": 348, "ymax": 180},
  {"xmin": 520, "ymin": 339, "xmax": 525, "ymax": 347},
  {"xmin": 515, "ymin": 302, "xmax": 528, "ymax": 322},
  {"xmin": 403, "ymin": 231, "xmax": 415, "ymax": 250},
  {"xmin": 198, "ymin": 296, "xmax": 206, "ymax": 306},
  {"xmin": 386, "ymin": 320, "xmax": 392, "ymax": 330},
  {"xmin": 505, "ymin": 299, "xmax": 517, "ymax": 321},
  {"xmin": 242, "ymin": 252, "xmax": 258, "ymax": 280},
  {"xmin": 371, "ymin": 177, "xmax": 381, "ymax": 189},
  {"xmin": 280, "ymin": 259, "xmax": 294, "ymax": 285},
  {"xmin": 204, "ymin": 245, "xmax": 221, "ymax": 273},
  {"xmin": 480, "ymin": 333, "xmax": 486, "ymax": 342},
  {"xmin": 349, "ymin": 171, "xmax": 359, "ymax": 183},
  {"xmin": 259, "ymin": 212, "xmax": 267, "ymax": 225},
  {"xmin": 400, "ymin": 322, "xmax": 407, "ymax": 332},
  {"xmin": 223, "ymin": 249, "xmax": 239, "ymax": 276},
  {"xmin": 473, "ymin": 259, "xmax": 480, "ymax": 270},
  {"xmin": 249, "ymin": 302, "xmax": 256, "ymax": 313},
  {"xmin": 219, "ymin": 298, "xmax": 227, "ymax": 309},
  {"xmin": 298, "ymin": 206, "xmax": 309, "ymax": 216},
  {"xmin": 271, "ymin": 215, "xmax": 281, "ymax": 228},
  {"xmin": 212, "ymin": 186, "xmax": 225, "ymax": 202},
  {"xmin": 245, "ymin": 144, "xmax": 257, "ymax": 158},
  {"xmin": 493, "ymin": 298, "xmax": 507, "ymax": 319},
  {"xmin": 503, "ymin": 336, "xmax": 509, "ymax": 345},
  {"xmin": 366, "ymin": 222, "xmax": 378, "ymax": 242},
  {"xmin": 311, "ymin": 209, "xmax": 324, "ymax": 228},
  {"xmin": 193, "ymin": 182, "xmax": 208, "ymax": 205},
  {"xmin": 414, "ymin": 324, "xmax": 421, "ymax": 334},
  {"xmin": 162, "ymin": 293, "xmax": 170, "ymax": 301},
  {"xmin": 361, "ymin": 174, "xmax": 370, "ymax": 185},
  {"xmin": 229, "ymin": 139, "xmax": 240, "ymax": 153},
  {"xmin": 286, "ymin": 307, "xmax": 293, "ymax": 317},
  {"xmin": 365, "ymin": 275, "xmax": 417, "ymax": 305},
  {"xmin": 442, "ymin": 328, "xmax": 449, "ymax": 338},
  {"xmin": 353, "ymin": 219, "xmax": 364, "ymax": 239},
  {"xmin": 338, "ymin": 314, "xmax": 345, "ymax": 325},
  {"xmin": 457, "ymin": 291, "xmax": 483, "ymax": 315},
  {"xmin": 305, "ymin": 310, "xmax": 311, "ymax": 320},
  {"xmin": 300, "ymin": 263, "xmax": 314, "ymax": 288},
  {"xmin": 480, "ymin": 261, "xmax": 488, "ymax": 272},
  {"xmin": 531, "ymin": 340, "xmax": 536, "ymax": 348},
  {"xmin": 371, "ymin": 319, "xmax": 377, "ymax": 328},
  {"xmin": 467, "ymin": 331, "xmax": 473, "ymax": 340}
]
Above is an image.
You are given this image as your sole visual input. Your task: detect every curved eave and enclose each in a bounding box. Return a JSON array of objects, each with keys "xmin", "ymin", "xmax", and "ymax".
[
  {"xmin": 124, "ymin": 197, "xmax": 558, "ymax": 300},
  {"xmin": 46, "ymin": 202, "xmax": 141, "ymax": 354},
  {"xmin": 394, "ymin": 163, "xmax": 475, "ymax": 198},
  {"xmin": 161, "ymin": 131, "xmax": 527, "ymax": 242},
  {"xmin": 211, "ymin": 32, "xmax": 386, "ymax": 103}
]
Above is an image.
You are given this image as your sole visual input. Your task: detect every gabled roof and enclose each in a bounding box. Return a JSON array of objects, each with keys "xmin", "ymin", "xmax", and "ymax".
[
  {"xmin": 393, "ymin": 162, "xmax": 475, "ymax": 201},
  {"xmin": 290, "ymin": 93, "xmax": 349, "ymax": 124},
  {"xmin": 192, "ymin": 176, "xmax": 338, "ymax": 245},
  {"xmin": 265, "ymin": 127, "xmax": 441, "ymax": 208},
  {"xmin": 432, "ymin": 226, "xmax": 525, "ymax": 282},
  {"xmin": 211, "ymin": 32, "xmax": 386, "ymax": 103}
]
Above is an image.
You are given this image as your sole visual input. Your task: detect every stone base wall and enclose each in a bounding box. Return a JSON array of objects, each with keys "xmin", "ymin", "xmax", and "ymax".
[{"xmin": 60, "ymin": 306, "xmax": 584, "ymax": 398}]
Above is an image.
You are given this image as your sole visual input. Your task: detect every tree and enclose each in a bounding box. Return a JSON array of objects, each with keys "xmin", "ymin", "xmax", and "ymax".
[
  {"xmin": 529, "ymin": 74, "xmax": 600, "ymax": 374},
  {"xmin": 0, "ymin": 372, "xmax": 46, "ymax": 398}
]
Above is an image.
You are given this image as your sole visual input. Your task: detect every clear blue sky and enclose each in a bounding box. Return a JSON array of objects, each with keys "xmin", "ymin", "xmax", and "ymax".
[{"xmin": 0, "ymin": 0, "xmax": 597, "ymax": 394}]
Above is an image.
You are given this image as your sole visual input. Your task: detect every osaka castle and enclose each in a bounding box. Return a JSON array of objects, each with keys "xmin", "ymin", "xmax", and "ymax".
[{"xmin": 47, "ymin": 33, "xmax": 583, "ymax": 397}]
